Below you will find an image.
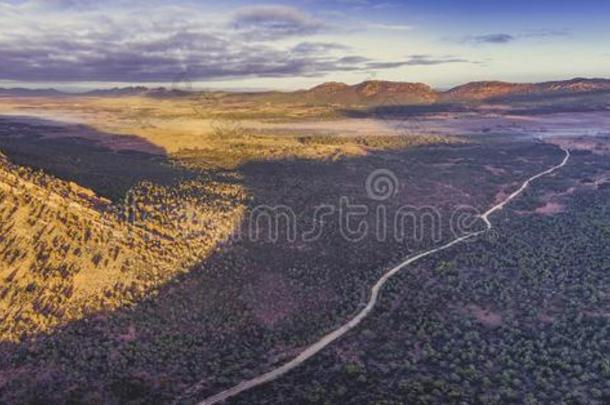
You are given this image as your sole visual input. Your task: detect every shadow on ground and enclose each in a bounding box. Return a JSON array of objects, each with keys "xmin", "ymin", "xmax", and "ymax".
[
  {"xmin": 0, "ymin": 126, "xmax": 563, "ymax": 404},
  {"xmin": 0, "ymin": 116, "xmax": 180, "ymax": 201}
]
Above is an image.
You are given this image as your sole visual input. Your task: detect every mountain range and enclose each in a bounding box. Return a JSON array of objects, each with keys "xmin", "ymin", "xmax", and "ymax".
[{"xmin": 2, "ymin": 78, "xmax": 610, "ymax": 106}]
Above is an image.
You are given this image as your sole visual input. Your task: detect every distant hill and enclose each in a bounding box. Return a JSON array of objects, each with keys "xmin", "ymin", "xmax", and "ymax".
[
  {"xmin": 442, "ymin": 78, "xmax": 610, "ymax": 102},
  {"xmin": 2, "ymin": 77, "xmax": 610, "ymax": 106},
  {"xmin": 0, "ymin": 88, "xmax": 66, "ymax": 97},
  {"xmin": 82, "ymin": 86, "xmax": 191, "ymax": 98},
  {"xmin": 81, "ymin": 86, "xmax": 150, "ymax": 97},
  {"xmin": 0, "ymin": 86, "xmax": 191, "ymax": 98},
  {"xmin": 296, "ymin": 80, "xmax": 439, "ymax": 106}
]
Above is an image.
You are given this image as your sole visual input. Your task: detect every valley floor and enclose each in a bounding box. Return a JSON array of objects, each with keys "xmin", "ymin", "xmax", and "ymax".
[{"xmin": 0, "ymin": 106, "xmax": 609, "ymax": 404}]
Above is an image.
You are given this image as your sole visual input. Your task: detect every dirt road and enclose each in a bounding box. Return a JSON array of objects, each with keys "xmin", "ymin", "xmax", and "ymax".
[{"xmin": 193, "ymin": 146, "xmax": 571, "ymax": 405}]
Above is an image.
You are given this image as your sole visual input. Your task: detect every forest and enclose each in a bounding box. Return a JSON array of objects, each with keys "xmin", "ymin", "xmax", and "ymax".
[{"xmin": 2, "ymin": 114, "xmax": 600, "ymax": 404}]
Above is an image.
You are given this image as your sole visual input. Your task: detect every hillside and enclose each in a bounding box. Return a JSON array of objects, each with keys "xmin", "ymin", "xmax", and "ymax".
[
  {"xmin": 442, "ymin": 78, "xmax": 610, "ymax": 102},
  {"xmin": 296, "ymin": 80, "xmax": 439, "ymax": 106},
  {"xmin": 0, "ymin": 152, "xmax": 245, "ymax": 341}
]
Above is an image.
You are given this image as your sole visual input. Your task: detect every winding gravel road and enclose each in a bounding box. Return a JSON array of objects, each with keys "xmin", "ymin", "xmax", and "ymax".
[{"xmin": 194, "ymin": 146, "xmax": 571, "ymax": 405}]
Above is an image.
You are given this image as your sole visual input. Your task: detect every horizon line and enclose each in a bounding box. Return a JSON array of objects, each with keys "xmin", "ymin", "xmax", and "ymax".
[{"xmin": 1, "ymin": 76, "xmax": 609, "ymax": 95}]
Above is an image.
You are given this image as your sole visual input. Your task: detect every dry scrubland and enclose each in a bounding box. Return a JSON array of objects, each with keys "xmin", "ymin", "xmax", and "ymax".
[
  {"xmin": 0, "ymin": 97, "xmax": 455, "ymax": 343},
  {"xmin": 231, "ymin": 138, "xmax": 610, "ymax": 405},
  {"xmin": 0, "ymin": 96, "xmax": 453, "ymax": 168},
  {"xmin": 0, "ymin": 151, "xmax": 245, "ymax": 341},
  {"xmin": 2, "ymin": 91, "xmax": 610, "ymax": 404}
]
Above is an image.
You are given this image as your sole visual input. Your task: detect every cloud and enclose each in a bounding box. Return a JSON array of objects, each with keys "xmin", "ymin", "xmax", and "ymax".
[
  {"xmin": 367, "ymin": 23, "xmax": 413, "ymax": 31},
  {"xmin": 338, "ymin": 56, "xmax": 371, "ymax": 64},
  {"xmin": 459, "ymin": 29, "xmax": 570, "ymax": 45},
  {"xmin": 0, "ymin": 3, "xmax": 347, "ymax": 82},
  {"xmin": 0, "ymin": 19, "xmax": 380, "ymax": 82},
  {"xmin": 291, "ymin": 42, "xmax": 350, "ymax": 54},
  {"xmin": 521, "ymin": 28, "xmax": 571, "ymax": 38},
  {"xmin": 465, "ymin": 33, "xmax": 515, "ymax": 44},
  {"xmin": 0, "ymin": 37, "xmax": 348, "ymax": 81},
  {"xmin": 329, "ymin": 0, "xmax": 399, "ymax": 11},
  {"xmin": 0, "ymin": 2, "xmax": 460, "ymax": 83},
  {"xmin": 366, "ymin": 55, "xmax": 475, "ymax": 69},
  {"xmin": 230, "ymin": 5, "xmax": 325, "ymax": 40}
]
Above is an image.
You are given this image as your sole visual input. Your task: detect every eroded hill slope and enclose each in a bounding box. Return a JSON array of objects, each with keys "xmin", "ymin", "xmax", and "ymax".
[{"xmin": 0, "ymin": 152, "xmax": 245, "ymax": 341}]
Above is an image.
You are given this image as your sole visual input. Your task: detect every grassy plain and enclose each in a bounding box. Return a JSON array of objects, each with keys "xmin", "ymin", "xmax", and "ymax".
[{"xmin": 0, "ymin": 96, "xmax": 452, "ymax": 169}]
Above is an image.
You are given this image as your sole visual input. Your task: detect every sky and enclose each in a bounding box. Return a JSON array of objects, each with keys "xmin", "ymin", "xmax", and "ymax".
[{"xmin": 0, "ymin": 0, "xmax": 609, "ymax": 91}]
